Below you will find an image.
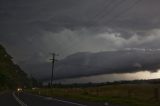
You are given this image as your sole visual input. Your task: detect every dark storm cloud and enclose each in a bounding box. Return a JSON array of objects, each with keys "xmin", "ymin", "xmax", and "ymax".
[
  {"xmin": 1, "ymin": 0, "xmax": 160, "ymax": 79},
  {"xmin": 1, "ymin": 0, "xmax": 160, "ymax": 29},
  {"xmin": 54, "ymin": 50, "xmax": 160, "ymax": 79},
  {"xmin": 24, "ymin": 49, "xmax": 160, "ymax": 80},
  {"xmin": 33, "ymin": 0, "xmax": 160, "ymax": 31}
]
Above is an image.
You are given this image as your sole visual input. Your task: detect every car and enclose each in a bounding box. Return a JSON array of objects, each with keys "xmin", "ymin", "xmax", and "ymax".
[{"xmin": 17, "ymin": 88, "xmax": 23, "ymax": 92}]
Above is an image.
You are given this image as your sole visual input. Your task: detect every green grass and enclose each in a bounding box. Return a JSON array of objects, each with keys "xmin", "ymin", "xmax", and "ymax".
[{"xmin": 26, "ymin": 84, "xmax": 160, "ymax": 106}]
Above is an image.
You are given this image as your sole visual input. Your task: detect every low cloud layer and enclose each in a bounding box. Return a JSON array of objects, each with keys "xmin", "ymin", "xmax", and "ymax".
[{"xmin": 23, "ymin": 49, "xmax": 160, "ymax": 80}]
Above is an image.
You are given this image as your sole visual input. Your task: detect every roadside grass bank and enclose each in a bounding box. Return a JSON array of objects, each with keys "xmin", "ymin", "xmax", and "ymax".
[
  {"xmin": 26, "ymin": 84, "xmax": 160, "ymax": 106},
  {"xmin": 0, "ymin": 88, "xmax": 10, "ymax": 95}
]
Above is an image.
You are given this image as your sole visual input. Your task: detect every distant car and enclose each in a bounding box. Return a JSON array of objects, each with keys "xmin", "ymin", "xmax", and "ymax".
[{"xmin": 17, "ymin": 88, "xmax": 23, "ymax": 92}]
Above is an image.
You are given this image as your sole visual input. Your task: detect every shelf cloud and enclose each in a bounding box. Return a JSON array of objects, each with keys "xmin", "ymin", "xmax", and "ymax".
[{"xmin": 1, "ymin": 0, "xmax": 160, "ymax": 80}]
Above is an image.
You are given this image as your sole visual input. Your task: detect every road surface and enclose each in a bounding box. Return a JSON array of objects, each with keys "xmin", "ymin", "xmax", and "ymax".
[
  {"xmin": 0, "ymin": 91, "xmax": 20, "ymax": 106},
  {"xmin": 0, "ymin": 91, "xmax": 113, "ymax": 106}
]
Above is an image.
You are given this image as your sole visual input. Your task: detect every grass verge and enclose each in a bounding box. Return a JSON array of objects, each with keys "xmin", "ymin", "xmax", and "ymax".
[{"xmin": 26, "ymin": 84, "xmax": 160, "ymax": 106}]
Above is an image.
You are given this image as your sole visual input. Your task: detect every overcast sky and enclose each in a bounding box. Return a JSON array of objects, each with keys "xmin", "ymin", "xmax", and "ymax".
[{"xmin": 1, "ymin": 0, "xmax": 160, "ymax": 82}]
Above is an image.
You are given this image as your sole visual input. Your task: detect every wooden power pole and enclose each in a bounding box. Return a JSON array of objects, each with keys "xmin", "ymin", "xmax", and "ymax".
[{"xmin": 50, "ymin": 53, "xmax": 57, "ymax": 87}]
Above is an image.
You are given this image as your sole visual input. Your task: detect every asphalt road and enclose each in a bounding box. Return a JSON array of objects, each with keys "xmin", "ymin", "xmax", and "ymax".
[
  {"xmin": 0, "ymin": 91, "xmax": 110, "ymax": 106},
  {"xmin": 0, "ymin": 91, "xmax": 20, "ymax": 106}
]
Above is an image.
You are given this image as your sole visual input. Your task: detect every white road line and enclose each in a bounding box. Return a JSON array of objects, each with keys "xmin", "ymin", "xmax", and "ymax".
[
  {"xmin": 27, "ymin": 93, "xmax": 87, "ymax": 106},
  {"xmin": 12, "ymin": 92, "xmax": 28, "ymax": 106},
  {"xmin": 53, "ymin": 98, "xmax": 87, "ymax": 106}
]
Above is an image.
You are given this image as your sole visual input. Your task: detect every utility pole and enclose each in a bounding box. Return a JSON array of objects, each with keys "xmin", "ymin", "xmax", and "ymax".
[{"xmin": 50, "ymin": 53, "xmax": 57, "ymax": 87}]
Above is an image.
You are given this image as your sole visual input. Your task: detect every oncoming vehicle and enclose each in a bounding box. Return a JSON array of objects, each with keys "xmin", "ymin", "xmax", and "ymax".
[{"xmin": 17, "ymin": 88, "xmax": 23, "ymax": 93}]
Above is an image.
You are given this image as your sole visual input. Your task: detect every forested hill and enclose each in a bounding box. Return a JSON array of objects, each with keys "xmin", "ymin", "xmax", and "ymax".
[{"xmin": 0, "ymin": 44, "xmax": 30, "ymax": 90}]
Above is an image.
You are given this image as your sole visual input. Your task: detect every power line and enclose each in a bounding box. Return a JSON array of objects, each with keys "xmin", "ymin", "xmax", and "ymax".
[
  {"xmin": 93, "ymin": 0, "xmax": 115, "ymax": 18},
  {"xmin": 94, "ymin": 0, "xmax": 125, "ymax": 22},
  {"xmin": 103, "ymin": 0, "xmax": 141, "ymax": 25},
  {"xmin": 49, "ymin": 0, "xmax": 142, "ymax": 59}
]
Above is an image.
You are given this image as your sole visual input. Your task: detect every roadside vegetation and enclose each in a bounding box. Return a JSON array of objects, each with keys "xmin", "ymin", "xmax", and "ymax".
[
  {"xmin": 27, "ymin": 84, "xmax": 160, "ymax": 106},
  {"xmin": 0, "ymin": 44, "xmax": 32, "ymax": 91}
]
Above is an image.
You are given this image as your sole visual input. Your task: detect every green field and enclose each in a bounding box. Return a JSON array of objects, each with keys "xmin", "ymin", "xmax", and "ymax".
[{"xmin": 27, "ymin": 84, "xmax": 160, "ymax": 106}]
